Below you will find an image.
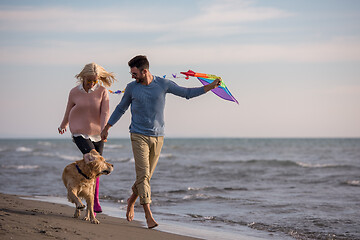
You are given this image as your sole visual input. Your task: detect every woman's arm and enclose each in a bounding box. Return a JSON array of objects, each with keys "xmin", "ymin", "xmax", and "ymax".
[
  {"xmin": 58, "ymin": 91, "xmax": 75, "ymax": 134},
  {"xmin": 100, "ymin": 89, "xmax": 110, "ymax": 132}
]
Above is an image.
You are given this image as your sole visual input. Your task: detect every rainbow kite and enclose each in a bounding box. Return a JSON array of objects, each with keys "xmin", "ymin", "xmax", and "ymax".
[{"xmin": 180, "ymin": 70, "xmax": 239, "ymax": 104}]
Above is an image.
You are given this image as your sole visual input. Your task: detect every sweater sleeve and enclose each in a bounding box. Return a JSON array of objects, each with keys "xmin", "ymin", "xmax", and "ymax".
[
  {"xmin": 166, "ymin": 79, "xmax": 205, "ymax": 99},
  {"xmin": 100, "ymin": 88, "xmax": 110, "ymax": 131},
  {"xmin": 59, "ymin": 89, "xmax": 75, "ymax": 129},
  {"xmin": 108, "ymin": 85, "xmax": 132, "ymax": 126}
]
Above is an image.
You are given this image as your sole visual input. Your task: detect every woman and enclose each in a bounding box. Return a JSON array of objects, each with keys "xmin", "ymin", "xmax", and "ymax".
[{"xmin": 59, "ymin": 63, "xmax": 115, "ymax": 213}]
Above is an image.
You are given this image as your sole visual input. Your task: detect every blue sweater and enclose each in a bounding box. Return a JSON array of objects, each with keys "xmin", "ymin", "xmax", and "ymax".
[{"xmin": 108, "ymin": 76, "xmax": 206, "ymax": 136}]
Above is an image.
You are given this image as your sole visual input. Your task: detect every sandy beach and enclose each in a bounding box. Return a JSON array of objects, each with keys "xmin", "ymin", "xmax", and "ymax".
[
  {"xmin": 0, "ymin": 193, "xmax": 201, "ymax": 240},
  {"xmin": 2, "ymin": 139, "xmax": 359, "ymax": 239}
]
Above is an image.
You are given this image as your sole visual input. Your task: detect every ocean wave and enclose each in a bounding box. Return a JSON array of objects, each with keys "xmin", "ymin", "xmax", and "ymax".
[
  {"xmin": 223, "ymin": 187, "xmax": 248, "ymax": 191},
  {"xmin": 37, "ymin": 141, "xmax": 52, "ymax": 146},
  {"xmin": 16, "ymin": 147, "xmax": 33, "ymax": 152},
  {"xmin": 105, "ymin": 144, "xmax": 124, "ymax": 149},
  {"xmin": 160, "ymin": 153, "xmax": 174, "ymax": 159},
  {"xmin": 33, "ymin": 152, "xmax": 79, "ymax": 161},
  {"xmin": 181, "ymin": 194, "xmax": 238, "ymax": 202},
  {"xmin": 246, "ymin": 159, "xmax": 298, "ymax": 167},
  {"xmin": 187, "ymin": 186, "xmax": 219, "ymax": 192},
  {"xmin": 209, "ymin": 159, "xmax": 357, "ymax": 170},
  {"xmin": 181, "ymin": 192, "xmax": 241, "ymax": 201},
  {"xmin": 186, "ymin": 214, "xmax": 357, "ymax": 240},
  {"xmin": 344, "ymin": 180, "xmax": 360, "ymax": 187},
  {"xmin": 296, "ymin": 162, "xmax": 350, "ymax": 168},
  {"xmin": 183, "ymin": 193, "xmax": 209, "ymax": 200},
  {"xmin": 187, "ymin": 213, "xmax": 247, "ymax": 226},
  {"xmin": 248, "ymin": 220, "xmax": 358, "ymax": 240},
  {"xmin": 56, "ymin": 154, "xmax": 79, "ymax": 161},
  {"xmin": 166, "ymin": 186, "xmax": 248, "ymax": 195},
  {"xmin": 209, "ymin": 159, "xmax": 299, "ymax": 167},
  {"xmin": 33, "ymin": 152, "xmax": 58, "ymax": 158},
  {"xmin": 2, "ymin": 164, "xmax": 39, "ymax": 170},
  {"xmin": 107, "ymin": 157, "xmax": 132, "ymax": 163},
  {"xmin": 100, "ymin": 195, "xmax": 125, "ymax": 203}
]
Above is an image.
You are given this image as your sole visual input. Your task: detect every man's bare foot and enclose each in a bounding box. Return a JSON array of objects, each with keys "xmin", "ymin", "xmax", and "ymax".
[
  {"xmin": 126, "ymin": 194, "xmax": 137, "ymax": 221},
  {"xmin": 143, "ymin": 203, "xmax": 158, "ymax": 229},
  {"xmin": 126, "ymin": 198, "xmax": 135, "ymax": 221},
  {"xmin": 146, "ymin": 216, "xmax": 158, "ymax": 229}
]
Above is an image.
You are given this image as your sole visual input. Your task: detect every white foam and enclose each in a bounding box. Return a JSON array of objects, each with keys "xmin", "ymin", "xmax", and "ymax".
[
  {"xmin": 33, "ymin": 152, "xmax": 79, "ymax": 161},
  {"xmin": 105, "ymin": 144, "xmax": 124, "ymax": 149},
  {"xmin": 33, "ymin": 152, "xmax": 57, "ymax": 157},
  {"xmin": 16, "ymin": 147, "xmax": 33, "ymax": 152},
  {"xmin": 37, "ymin": 141, "xmax": 52, "ymax": 146},
  {"xmin": 160, "ymin": 153, "xmax": 174, "ymax": 159},
  {"xmin": 108, "ymin": 157, "xmax": 131, "ymax": 163},
  {"xmin": 57, "ymin": 154, "xmax": 79, "ymax": 161},
  {"xmin": 157, "ymin": 222, "xmax": 267, "ymax": 240},
  {"xmin": 5, "ymin": 165, "xmax": 39, "ymax": 170},
  {"xmin": 297, "ymin": 162, "xmax": 338, "ymax": 168},
  {"xmin": 346, "ymin": 180, "xmax": 360, "ymax": 186}
]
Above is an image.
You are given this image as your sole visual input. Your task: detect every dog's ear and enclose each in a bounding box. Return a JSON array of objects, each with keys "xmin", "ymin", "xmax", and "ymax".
[
  {"xmin": 84, "ymin": 151, "xmax": 98, "ymax": 164},
  {"xmin": 90, "ymin": 149, "xmax": 100, "ymax": 156}
]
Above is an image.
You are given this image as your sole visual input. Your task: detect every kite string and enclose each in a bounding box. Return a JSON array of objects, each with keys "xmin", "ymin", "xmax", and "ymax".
[
  {"xmin": 162, "ymin": 73, "xmax": 189, "ymax": 79},
  {"xmin": 107, "ymin": 72, "xmax": 224, "ymax": 94},
  {"xmin": 108, "ymin": 73, "xmax": 185, "ymax": 95},
  {"xmin": 108, "ymin": 89, "xmax": 125, "ymax": 94}
]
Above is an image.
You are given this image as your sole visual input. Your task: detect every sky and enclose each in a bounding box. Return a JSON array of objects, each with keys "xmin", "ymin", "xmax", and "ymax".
[{"xmin": 0, "ymin": 0, "xmax": 359, "ymax": 138}]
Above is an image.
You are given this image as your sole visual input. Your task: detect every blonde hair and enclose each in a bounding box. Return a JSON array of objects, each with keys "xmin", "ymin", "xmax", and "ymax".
[{"xmin": 75, "ymin": 63, "xmax": 116, "ymax": 87}]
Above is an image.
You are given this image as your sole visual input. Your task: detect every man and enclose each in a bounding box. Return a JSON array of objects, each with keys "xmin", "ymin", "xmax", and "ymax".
[{"xmin": 101, "ymin": 55, "xmax": 220, "ymax": 229}]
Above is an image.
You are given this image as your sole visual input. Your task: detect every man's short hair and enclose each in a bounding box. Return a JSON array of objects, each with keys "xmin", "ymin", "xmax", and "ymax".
[{"xmin": 128, "ymin": 55, "xmax": 149, "ymax": 70}]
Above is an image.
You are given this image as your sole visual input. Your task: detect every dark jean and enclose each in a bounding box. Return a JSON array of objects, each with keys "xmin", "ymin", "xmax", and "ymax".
[{"xmin": 72, "ymin": 136, "xmax": 104, "ymax": 155}]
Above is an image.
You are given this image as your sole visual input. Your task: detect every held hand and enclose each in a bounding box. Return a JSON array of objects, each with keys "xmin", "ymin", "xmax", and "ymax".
[
  {"xmin": 101, "ymin": 124, "xmax": 112, "ymax": 142},
  {"xmin": 101, "ymin": 128, "xmax": 108, "ymax": 141},
  {"xmin": 58, "ymin": 127, "xmax": 66, "ymax": 134}
]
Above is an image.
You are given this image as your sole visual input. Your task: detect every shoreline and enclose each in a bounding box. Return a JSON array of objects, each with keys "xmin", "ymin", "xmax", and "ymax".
[
  {"xmin": 0, "ymin": 193, "xmax": 268, "ymax": 240},
  {"xmin": 0, "ymin": 193, "xmax": 201, "ymax": 240}
]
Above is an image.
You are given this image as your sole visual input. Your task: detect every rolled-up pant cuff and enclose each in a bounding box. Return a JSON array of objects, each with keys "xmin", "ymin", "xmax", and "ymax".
[{"xmin": 132, "ymin": 185, "xmax": 151, "ymax": 205}]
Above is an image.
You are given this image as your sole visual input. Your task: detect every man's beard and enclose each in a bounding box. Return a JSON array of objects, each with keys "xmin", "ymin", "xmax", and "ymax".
[{"xmin": 136, "ymin": 77, "xmax": 145, "ymax": 83}]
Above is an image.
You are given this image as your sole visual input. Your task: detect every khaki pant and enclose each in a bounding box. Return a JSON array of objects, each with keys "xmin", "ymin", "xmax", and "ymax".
[{"xmin": 130, "ymin": 133, "xmax": 164, "ymax": 205}]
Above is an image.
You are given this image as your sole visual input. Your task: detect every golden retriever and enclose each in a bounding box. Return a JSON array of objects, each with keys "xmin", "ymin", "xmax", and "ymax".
[{"xmin": 62, "ymin": 149, "xmax": 113, "ymax": 224}]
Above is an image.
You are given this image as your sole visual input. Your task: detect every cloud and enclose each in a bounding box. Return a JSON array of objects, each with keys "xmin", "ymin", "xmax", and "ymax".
[
  {"xmin": 0, "ymin": 7, "xmax": 165, "ymax": 33},
  {"xmin": 0, "ymin": 1, "xmax": 358, "ymax": 65},
  {"xmin": 0, "ymin": 0, "xmax": 293, "ymax": 38},
  {"xmin": 191, "ymin": 0, "xmax": 293, "ymax": 24},
  {"xmin": 1, "ymin": 38, "xmax": 359, "ymax": 66}
]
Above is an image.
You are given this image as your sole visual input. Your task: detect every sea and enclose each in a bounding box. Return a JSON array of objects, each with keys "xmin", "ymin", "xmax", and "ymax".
[{"xmin": 0, "ymin": 138, "xmax": 359, "ymax": 240}]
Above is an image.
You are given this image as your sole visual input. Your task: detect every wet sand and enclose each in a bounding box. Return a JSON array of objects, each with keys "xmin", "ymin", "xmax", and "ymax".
[{"xmin": 0, "ymin": 193, "xmax": 201, "ymax": 240}]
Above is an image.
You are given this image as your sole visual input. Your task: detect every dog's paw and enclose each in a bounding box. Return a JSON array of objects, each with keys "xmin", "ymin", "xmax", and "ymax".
[
  {"xmin": 74, "ymin": 210, "xmax": 80, "ymax": 218},
  {"xmin": 91, "ymin": 218, "xmax": 100, "ymax": 224},
  {"xmin": 77, "ymin": 204, "xmax": 86, "ymax": 210},
  {"xmin": 83, "ymin": 216, "xmax": 90, "ymax": 221}
]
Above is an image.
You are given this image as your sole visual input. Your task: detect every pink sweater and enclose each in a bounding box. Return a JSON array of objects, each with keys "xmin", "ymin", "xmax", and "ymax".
[{"xmin": 60, "ymin": 85, "xmax": 109, "ymax": 136}]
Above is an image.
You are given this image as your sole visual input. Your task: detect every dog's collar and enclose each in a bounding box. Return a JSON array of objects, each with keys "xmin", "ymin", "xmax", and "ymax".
[{"xmin": 76, "ymin": 164, "xmax": 91, "ymax": 180}]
